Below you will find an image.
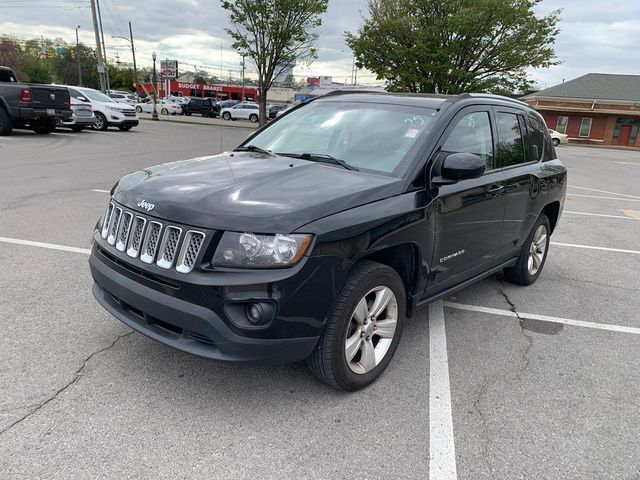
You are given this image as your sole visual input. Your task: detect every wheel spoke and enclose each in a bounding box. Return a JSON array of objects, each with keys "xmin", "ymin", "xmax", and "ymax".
[
  {"xmin": 345, "ymin": 333, "xmax": 362, "ymax": 362},
  {"xmin": 534, "ymin": 252, "xmax": 544, "ymax": 268},
  {"xmin": 527, "ymin": 255, "xmax": 534, "ymax": 272},
  {"xmin": 369, "ymin": 287, "xmax": 393, "ymax": 319},
  {"xmin": 535, "ymin": 233, "xmax": 547, "ymax": 249},
  {"xmin": 374, "ymin": 319, "xmax": 396, "ymax": 339},
  {"xmin": 352, "ymin": 298, "xmax": 368, "ymax": 325},
  {"xmin": 359, "ymin": 339, "xmax": 377, "ymax": 372}
]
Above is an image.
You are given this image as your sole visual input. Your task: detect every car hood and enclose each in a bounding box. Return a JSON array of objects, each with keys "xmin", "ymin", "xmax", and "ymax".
[{"xmin": 112, "ymin": 152, "xmax": 403, "ymax": 232}]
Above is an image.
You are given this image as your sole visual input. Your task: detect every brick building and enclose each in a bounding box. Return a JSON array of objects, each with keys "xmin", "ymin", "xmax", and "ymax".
[{"xmin": 523, "ymin": 74, "xmax": 640, "ymax": 147}]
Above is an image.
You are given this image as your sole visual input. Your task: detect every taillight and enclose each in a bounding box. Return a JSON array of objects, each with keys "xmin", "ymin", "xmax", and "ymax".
[{"xmin": 20, "ymin": 88, "xmax": 32, "ymax": 102}]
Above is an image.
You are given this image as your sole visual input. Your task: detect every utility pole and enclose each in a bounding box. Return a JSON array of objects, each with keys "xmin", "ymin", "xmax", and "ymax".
[
  {"xmin": 129, "ymin": 22, "xmax": 137, "ymax": 92},
  {"xmin": 90, "ymin": 0, "xmax": 107, "ymax": 92},
  {"xmin": 241, "ymin": 54, "xmax": 245, "ymax": 101},
  {"xmin": 75, "ymin": 25, "xmax": 82, "ymax": 86},
  {"xmin": 96, "ymin": 0, "xmax": 110, "ymax": 92}
]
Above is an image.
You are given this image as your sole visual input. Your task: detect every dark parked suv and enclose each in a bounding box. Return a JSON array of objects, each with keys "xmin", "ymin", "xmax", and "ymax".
[
  {"xmin": 183, "ymin": 97, "xmax": 217, "ymax": 117},
  {"xmin": 90, "ymin": 92, "xmax": 566, "ymax": 390}
]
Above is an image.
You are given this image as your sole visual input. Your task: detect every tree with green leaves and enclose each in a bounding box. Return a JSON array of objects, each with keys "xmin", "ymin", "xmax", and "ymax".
[
  {"xmin": 221, "ymin": 0, "xmax": 329, "ymax": 124},
  {"xmin": 346, "ymin": 0, "xmax": 561, "ymax": 94}
]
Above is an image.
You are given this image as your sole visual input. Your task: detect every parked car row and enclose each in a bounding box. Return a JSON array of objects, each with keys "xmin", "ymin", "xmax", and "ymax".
[{"xmin": 0, "ymin": 65, "xmax": 140, "ymax": 135}]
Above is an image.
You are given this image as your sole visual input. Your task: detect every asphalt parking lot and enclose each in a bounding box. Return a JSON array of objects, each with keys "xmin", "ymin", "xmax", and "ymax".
[{"xmin": 1, "ymin": 123, "xmax": 639, "ymax": 479}]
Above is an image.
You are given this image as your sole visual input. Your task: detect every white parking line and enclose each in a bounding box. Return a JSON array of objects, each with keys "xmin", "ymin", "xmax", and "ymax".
[
  {"xmin": 568, "ymin": 186, "xmax": 640, "ymax": 200},
  {"xmin": 564, "ymin": 210, "xmax": 637, "ymax": 220},
  {"xmin": 551, "ymin": 242, "xmax": 640, "ymax": 255},
  {"xmin": 92, "ymin": 189, "xmax": 110, "ymax": 193},
  {"xmin": 429, "ymin": 300, "xmax": 458, "ymax": 480},
  {"xmin": 567, "ymin": 194, "xmax": 640, "ymax": 202},
  {"xmin": 0, "ymin": 237, "xmax": 91, "ymax": 255},
  {"xmin": 615, "ymin": 162, "xmax": 640, "ymax": 166},
  {"xmin": 445, "ymin": 302, "xmax": 640, "ymax": 335}
]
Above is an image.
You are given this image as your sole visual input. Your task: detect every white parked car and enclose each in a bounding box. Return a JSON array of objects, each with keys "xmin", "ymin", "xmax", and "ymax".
[
  {"xmin": 68, "ymin": 86, "xmax": 138, "ymax": 131},
  {"xmin": 109, "ymin": 92, "xmax": 137, "ymax": 105},
  {"xmin": 220, "ymin": 102, "xmax": 260, "ymax": 123},
  {"xmin": 548, "ymin": 129, "xmax": 569, "ymax": 146},
  {"xmin": 276, "ymin": 105, "xmax": 295, "ymax": 117},
  {"xmin": 57, "ymin": 87, "xmax": 97, "ymax": 132},
  {"xmin": 135, "ymin": 100, "xmax": 182, "ymax": 115}
]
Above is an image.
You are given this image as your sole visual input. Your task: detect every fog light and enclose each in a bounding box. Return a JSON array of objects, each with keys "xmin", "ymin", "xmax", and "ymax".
[{"xmin": 248, "ymin": 304, "xmax": 262, "ymax": 323}]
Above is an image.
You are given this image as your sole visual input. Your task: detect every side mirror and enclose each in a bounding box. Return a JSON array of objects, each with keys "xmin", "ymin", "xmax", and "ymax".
[
  {"xmin": 79, "ymin": 97, "xmax": 89, "ymax": 102},
  {"xmin": 433, "ymin": 153, "xmax": 485, "ymax": 185}
]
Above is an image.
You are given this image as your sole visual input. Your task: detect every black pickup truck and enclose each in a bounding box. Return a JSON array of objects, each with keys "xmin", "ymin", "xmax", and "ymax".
[
  {"xmin": 0, "ymin": 66, "xmax": 71, "ymax": 135},
  {"xmin": 90, "ymin": 92, "xmax": 567, "ymax": 390}
]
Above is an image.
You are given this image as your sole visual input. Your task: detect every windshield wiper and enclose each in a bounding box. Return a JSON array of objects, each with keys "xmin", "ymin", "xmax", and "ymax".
[
  {"xmin": 277, "ymin": 152, "xmax": 359, "ymax": 171},
  {"xmin": 234, "ymin": 145, "xmax": 275, "ymax": 156}
]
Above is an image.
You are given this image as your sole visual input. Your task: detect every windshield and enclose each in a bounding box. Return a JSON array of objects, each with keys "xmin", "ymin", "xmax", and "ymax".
[
  {"xmin": 81, "ymin": 89, "xmax": 115, "ymax": 103},
  {"xmin": 246, "ymin": 100, "xmax": 437, "ymax": 174}
]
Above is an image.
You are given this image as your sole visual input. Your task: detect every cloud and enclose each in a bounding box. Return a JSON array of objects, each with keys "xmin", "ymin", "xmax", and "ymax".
[{"xmin": 1, "ymin": 0, "xmax": 638, "ymax": 88}]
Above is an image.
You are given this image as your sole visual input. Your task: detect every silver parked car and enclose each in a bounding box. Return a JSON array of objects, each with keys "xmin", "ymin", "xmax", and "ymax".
[{"xmin": 57, "ymin": 88, "xmax": 97, "ymax": 132}]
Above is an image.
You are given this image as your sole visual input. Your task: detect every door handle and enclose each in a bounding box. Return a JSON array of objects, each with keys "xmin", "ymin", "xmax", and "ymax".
[{"xmin": 486, "ymin": 184, "xmax": 505, "ymax": 196}]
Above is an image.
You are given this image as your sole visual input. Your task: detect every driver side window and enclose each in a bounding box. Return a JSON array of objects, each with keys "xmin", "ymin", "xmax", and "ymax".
[{"xmin": 441, "ymin": 112, "xmax": 494, "ymax": 170}]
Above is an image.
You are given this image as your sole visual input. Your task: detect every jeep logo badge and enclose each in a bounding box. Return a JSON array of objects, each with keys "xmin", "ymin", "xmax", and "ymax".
[{"xmin": 137, "ymin": 200, "xmax": 155, "ymax": 212}]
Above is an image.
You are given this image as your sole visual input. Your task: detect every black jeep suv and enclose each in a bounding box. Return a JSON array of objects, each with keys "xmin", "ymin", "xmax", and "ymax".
[{"xmin": 90, "ymin": 92, "xmax": 566, "ymax": 390}]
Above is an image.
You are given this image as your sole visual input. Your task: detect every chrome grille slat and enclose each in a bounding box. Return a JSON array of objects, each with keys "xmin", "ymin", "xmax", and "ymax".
[
  {"xmin": 156, "ymin": 226, "xmax": 182, "ymax": 269},
  {"xmin": 126, "ymin": 216, "xmax": 146, "ymax": 258},
  {"xmin": 115, "ymin": 212, "xmax": 133, "ymax": 252},
  {"xmin": 101, "ymin": 202, "xmax": 114, "ymax": 239},
  {"xmin": 140, "ymin": 221, "xmax": 162, "ymax": 264},
  {"xmin": 176, "ymin": 231, "xmax": 206, "ymax": 274},
  {"xmin": 107, "ymin": 207, "xmax": 122, "ymax": 245}
]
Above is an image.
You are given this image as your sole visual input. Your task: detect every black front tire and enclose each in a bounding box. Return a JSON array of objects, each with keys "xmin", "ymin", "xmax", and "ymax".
[
  {"xmin": 552, "ymin": 138, "xmax": 560, "ymax": 147},
  {"xmin": 222, "ymin": 112, "xmax": 231, "ymax": 120},
  {"xmin": 0, "ymin": 107, "xmax": 13, "ymax": 135},
  {"xmin": 503, "ymin": 214, "xmax": 551, "ymax": 286},
  {"xmin": 306, "ymin": 261, "xmax": 405, "ymax": 391},
  {"xmin": 94, "ymin": 112, "xmax": 108, "ymax": 131},
  {"xmin": 31, "ymin": 117, "xmax": 56, "ymax": 134}
]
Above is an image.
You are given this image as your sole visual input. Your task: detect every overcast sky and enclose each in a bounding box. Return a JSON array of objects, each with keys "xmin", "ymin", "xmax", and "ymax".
[{"xmin": 0, "ymin": 0, "xmax": 638, "ymax": 89}]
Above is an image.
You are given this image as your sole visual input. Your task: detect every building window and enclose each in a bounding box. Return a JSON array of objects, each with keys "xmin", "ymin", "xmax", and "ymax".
[
  {"xmin": 579, "ymin": 118, "xmax": 593, "ymax": 137},
  {"xmin": 556, "ymin": 116, "xmax": 568, "ymax": 134}
]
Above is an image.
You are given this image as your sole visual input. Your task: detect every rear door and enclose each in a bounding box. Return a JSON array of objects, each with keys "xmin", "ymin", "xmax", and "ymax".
[
  {"xmin": 493, "ymin": 107, "xmax": 542, "ymax": 247},
  {"xmin": 427, "ymin": 107, "xmax": 507, "ymax": 290}
]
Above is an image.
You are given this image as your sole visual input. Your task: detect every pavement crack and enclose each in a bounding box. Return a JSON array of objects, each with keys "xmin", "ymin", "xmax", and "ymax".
[
  {"xmin": 0, "ymin": 330, "xmax": 133, "ymax": 437},
  {"xmin": 498, "ymin": 283, "xmax": 533, "ymax": 375},
  {"xmin": 472, "ymin": 375, "xmax": 495, "ymax": 476}
]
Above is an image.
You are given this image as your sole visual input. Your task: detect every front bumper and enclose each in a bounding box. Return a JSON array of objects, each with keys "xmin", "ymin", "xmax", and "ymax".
[
  {"xmin": 89, "ymin": 235, "xmax": 337, "ymax": 364},
  {"xmin": 106, "ymin": 111, "xmax": 139, "ymax": 126}
]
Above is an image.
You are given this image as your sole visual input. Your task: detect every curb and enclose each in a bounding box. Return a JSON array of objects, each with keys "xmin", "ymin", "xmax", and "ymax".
[{"xmin": 138, "ymin": 116, "xmax": 258, "ymax": 130}]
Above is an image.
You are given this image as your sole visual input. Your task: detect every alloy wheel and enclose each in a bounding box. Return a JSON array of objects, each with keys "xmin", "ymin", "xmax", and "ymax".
[
  {"xmin": 345, "ymin": 286, "xmax": 398, "ymax": 374},
  {"xmin": 528, "ymin": 224, "xmax": 548, "ymax": 275}
]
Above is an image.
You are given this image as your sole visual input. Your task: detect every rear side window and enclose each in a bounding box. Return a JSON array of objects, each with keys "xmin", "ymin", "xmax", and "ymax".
[
  {"xmin": 441, "ymin": 111, "xmax": 494, "ymax": 169},
  {"xmin": 496, "ymin": 112, "xmax": 525, "ymax": 167},
  {"xmin": 526, "ymin": 114, "xmax": 552, "ymax": 162}
]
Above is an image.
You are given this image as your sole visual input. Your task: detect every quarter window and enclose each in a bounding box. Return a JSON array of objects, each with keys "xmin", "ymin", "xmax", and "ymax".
[
  {"xmin": 495, "ymin": 112, "xmax": 526, "ymax": 167},
  {"xmin": 556, "ymin": 116, "xmax": 568, "ymax": 134},
  {"xmin": 441, "ymin": 112, "xmax": 494, "ymax": 169},
  {"xmin": 579, "ymin": 118, "xmax": 593, "ymax": 137}
]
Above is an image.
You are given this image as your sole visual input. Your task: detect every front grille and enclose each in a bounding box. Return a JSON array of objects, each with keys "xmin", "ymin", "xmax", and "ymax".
[
  {"xmin": 156, "ymin": 226, "xmax": 182, "ymax": 269},
  {"xmin": 176, "ymin": 231, "xmax": 206, "ymax": 274},
  {"xmin": 100, "ymin": 201, "xmax": 207, "ymax": 273},
  {"xmin": 123, "ymin": 110, "xmax": 137, "ymax": 117},
  {"xmin": 140, "ymin": 221, "xmax": 162, "ymax": 264},
  {"xmin": 115, "ymin": 212, "xmax": 133, "ymax": 252}
]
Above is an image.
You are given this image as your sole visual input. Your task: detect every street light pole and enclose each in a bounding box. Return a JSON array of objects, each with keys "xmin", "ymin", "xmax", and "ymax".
[
  {"xmin": 111, "ymin": 22, "xmax": 138, "ymax": 94},
  {"xmin": 75, "ymin": 25, "xmax": 82, "ymax": 86},
  {"xmin": 152, "ymin": 52, "xmax": 158, "ymax": 121}
]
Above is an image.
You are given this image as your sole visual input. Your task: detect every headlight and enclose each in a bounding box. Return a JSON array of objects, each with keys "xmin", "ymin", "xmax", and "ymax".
[
  {"xmin": 213, "ymin": 232, "xmax": 313, "ymax": 268},
  {"xmin": 107, "ymin": 105, "xmax": 123, "ymax": 112}
]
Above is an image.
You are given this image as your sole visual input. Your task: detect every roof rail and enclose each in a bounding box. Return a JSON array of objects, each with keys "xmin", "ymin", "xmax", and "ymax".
[{"xmin": 458, "ymin": 93, "xmax": 528, "ymax": 106}]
